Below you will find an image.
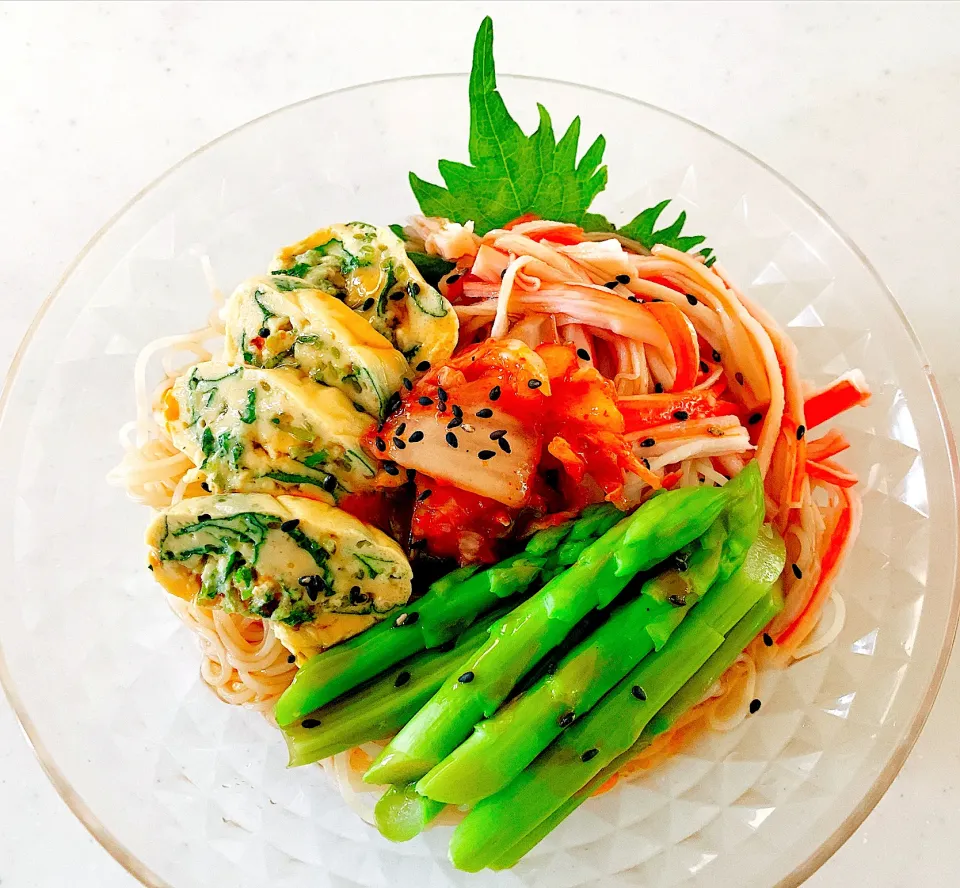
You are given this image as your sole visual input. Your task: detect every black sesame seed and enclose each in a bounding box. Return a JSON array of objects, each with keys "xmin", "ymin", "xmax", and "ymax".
[
  {"xmin": 700, "ymin": 360, "xmax": 710, "ymax": 374},
  {"xmin": 498, "ymin": 438, "xmax": 512, "ymax": 453},
  {"xmin": 673, "ymin": 410, "xmax": 689, "ymax": 421},
  {"xmin": 394, "ymin": 612, "xmax": 419, "ymax": 627},
  {"xmin": 302, "ymin": 718, "xmax": 321, "ymax": 729},
  {"xmin": 558, "ymin": 711, "xmax": 576, "ymax": 728},
  {"xmin": 476, "ymin": 407, "xmax": 493, "ymax": 418},
  {"xmin": 394, "ymin": 670, "xmax": 411, "ymax": 688},
  {"xmin": 452, "ymin": 404, "xmax": 464, "ymax": 419},
  {"xmin": 200, "ymin": 481, "xmax": 210, "ymax": 492},
  {"xmin": 390, "ymin": 290, "xmax": 405, "ymax": 301},
  {"xmin": 686, "ymin": 294, "xmax": 698, "ymax": 306},
  {"xmin": 446, "ymin": 273, "xmax": 461, "ymax": 285},
  {"xmin": 259, "ymin": 327, "xmax": 270, "ymax": 337},
  {"xmin": 631, "ymin": 685, "xmax": 647, "ymax": 701},
  {"xmin": 489, "ymin": 429, "xmax": 507, "ymax": 440},
  {"xmin": 409, "ymin": 282, "xmax": 421, "ymax": 296},
  {"xmin": 437, "ymin": 386, "xmax": 448, "ymax": 401},
  {"xmin": 489, "ymin": 385, "xmax": 501, "ymax": 401},
  {"xmin": 445, "ymin": 431, "xmax": 459, "ymax": 448},
  {"xmin": 322, "ymin": 474, "xmax": 337, "ymax": 493},
  {"xmin": 361, "ymin": 297, "xmax": 375, "ymax": 311},
  {"xmin": 384, "ymin": 462, "xmax": 400, "ymax": 476},
  {"xmin": 712, "ymin": 349, "xmax": 722, "ymax": 362},
  {"xmin": 762, "ymin": 633, "xmax": 774, "ymax": 647},
  {"xmin": 667, "ymin": 593, "xmax": 687, "ymax": 607},
  {"xmin": 280, "ymin": 519, "xmax": 300, "ymax": 532},
  {"xmin": 749, "ymin": 412, "xmax": 763, "ymax": 425},
  {"xmin": 418, "ymin": 488, "xmax": 432, "ymax": 501},
  {"xmin": 447, "ymin": 416, "xmax": 463, "ymax": 429},
  {"xmin": 796, "ymin": 424, "xmax": 806, "ymax": 440},
  {"xmin": 654, "ymin": 382, "xmax": 664, "ymax": 394},
  {"xmin": 581, "ymin": 748, "xmax": 599, "ymax": 762},
  {"xmin": 354, "ymin": 402, "xmax": 367, "ymax": 412},
  {"xmin": 393, "ymin": 437, "xmax": 406, "ymax": 450},
  {"xmin": 478, "ymin": 450, "xmax": 496, "ymax": 460},
  {"xmin": 749, "ymin": 699, "xmax": 762, "ymax": 714},
  {"xmin": 418, "ymin": 396, "xmax": 434, "ymax": 406},
  {"xmin": 198, "ymin": 513, "xmax": 211, "ymax": 522},
  {"xmin": 298, "ymin": 575, "xmax": 323, "ymax": 596},
  {"xmin": 458, "ymin": 671, "xmax": 475, "ymax": 684},
  {"xmin": 406, "ymin": 468, "xmax": 416, "ymax": 482},
  {"xmin": 396, "ymin": 422, "xmax": 407, "ymax": 436},
  {"xmin": 616, "ymin": 274, "xmax": 631, "ymax": 284},
  {"xmin": 416, "ymin": 361, "xmax": 431, "ymax": 372},
  {"xmin": 500, "ymin": 268, "xmax": 507, "ymax": 279},
  {"xmin": 641, "ymin": 457, "xmax": 651, "ymax": 469},
  {"xmin": 402, "ymin": 377, "xmax": 413, "ymax": 391},
  {"xmin": 409, "ymin": 430, "xmax": 424, "ymax": 443},
  {"xmin": 652, "ymin": 297, "xmax": 664, "ymax": 302},
  {"xmin": 386, "ymin": 391, "xmax": 402, "ymax": 413},
  {"xmin": 147, "ymin": 563, "xmax": 154, "ymax": 571},
  {"xmin": 792, "ymin": 563, "xmax": 803, "ymax": 580},
  {"xmin": 527, "ymin": 379, "xmax": 542, "ymax": 389},
  {"xmin": 628, "ymin": 295, "xmax": 641, "ymax": 303},
  {"xmin": 287, "ymin": 654, "xmax": 296, "ymax": 664},
  {"xmin": 576, "ymin": 348, "xmax": 591, "ymax": 361},
  {"xmin": 640, "ymin": 437, "xmax": 656, "ymax": 448},
  {"xmin": 735, "ymin": 371, "xmax": 745, "ymax": 385},
  {"xmin": 604, "ymin": 280, "xmax": 618, "ymax": 289},
  {"xmin": 374, "ymin": 437, "xmax": 386, "ymax": 452}
]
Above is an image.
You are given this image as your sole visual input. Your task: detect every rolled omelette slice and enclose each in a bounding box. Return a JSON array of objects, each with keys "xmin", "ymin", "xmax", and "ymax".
[
  {"xmin": 162, "ymin": 361, "xmax": 393, "ymax": 502},
  {"xmin": 147, "ymin": 494, "xmax": 413, "ymax": 658},
  {"xmin": 223, "ymin": 276, "xmax": 409, "ymax": 420},
  {"xmin": 269, "ymin": 222, "xmax": 458, "ymax": 375}
]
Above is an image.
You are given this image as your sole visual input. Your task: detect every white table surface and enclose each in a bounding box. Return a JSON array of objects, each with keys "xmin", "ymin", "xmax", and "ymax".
[{"xmin": 1, "ymin": 2, "xmax": 958, "ymax": 886}]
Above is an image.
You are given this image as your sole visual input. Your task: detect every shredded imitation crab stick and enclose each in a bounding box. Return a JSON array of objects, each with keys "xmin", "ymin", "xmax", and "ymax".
[{"xmin": 804, "ymin": 371, "xmax": 871, "ymax": 429}]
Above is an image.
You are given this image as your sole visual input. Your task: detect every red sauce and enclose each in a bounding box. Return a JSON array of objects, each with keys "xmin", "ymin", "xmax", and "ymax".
[{"xmin": 411, "ymin": 481, "xmax": 517, "ymax": 564}]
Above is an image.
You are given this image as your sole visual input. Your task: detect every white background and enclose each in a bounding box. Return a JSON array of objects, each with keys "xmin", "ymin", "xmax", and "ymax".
[{"xmin": 1, "ymin": 2, "xmax": 958, "ymax": 885}]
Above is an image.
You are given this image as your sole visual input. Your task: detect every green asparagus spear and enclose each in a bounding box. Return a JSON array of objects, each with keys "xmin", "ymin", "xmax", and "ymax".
[
  {"xmin": 282, "ymin": 610, "xmax": 504, "ymax": 767},
  {"xmin": 374, "ymin": 784, "xmax": 447, "ymax": 843},
  {"xmin": 274, "ymin": 504, "xmax": 621, "ymax": 727},
  {"xmin": 448, "ymin": 526, "xmax": 785, "ymax": 872},
  {"xmin": 489, "ymin": 586, "xmax": 784, "ymax": 870},
  {"xmin": 363, "ymin": 486, "xmax": 729, "ymax": 786}
]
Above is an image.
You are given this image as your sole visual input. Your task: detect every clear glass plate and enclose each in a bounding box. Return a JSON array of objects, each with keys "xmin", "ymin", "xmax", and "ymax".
[{"xmin": 1, "ymin": 75, "xmax": 957, "ymax": 888}]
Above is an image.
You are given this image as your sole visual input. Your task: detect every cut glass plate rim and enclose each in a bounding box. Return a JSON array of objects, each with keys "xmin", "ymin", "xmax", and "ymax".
[{"xmin": 0, "ymin": 73, "xmax": 957, "ymax": 888}]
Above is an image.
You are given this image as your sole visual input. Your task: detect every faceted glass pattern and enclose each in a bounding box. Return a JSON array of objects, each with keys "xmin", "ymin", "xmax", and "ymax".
[{"xmin": 0, "ymin": 77, "xmax": 956, "ymax": 888}]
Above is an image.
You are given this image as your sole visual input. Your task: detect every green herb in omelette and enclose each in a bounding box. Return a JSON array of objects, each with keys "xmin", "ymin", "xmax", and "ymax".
[{"xmin": 240, "ymin": 388, "xmax": 257, "ymax": 424}]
